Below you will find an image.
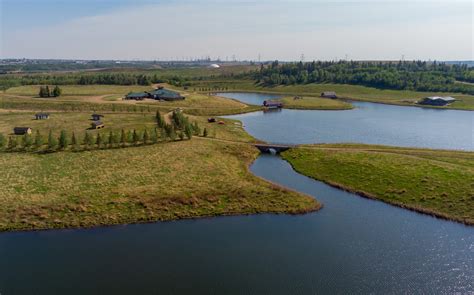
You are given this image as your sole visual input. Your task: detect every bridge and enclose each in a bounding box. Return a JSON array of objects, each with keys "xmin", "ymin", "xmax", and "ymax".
[{"xmin": 254, "ymin": 143, "xmax": 294, "ymax": 154}]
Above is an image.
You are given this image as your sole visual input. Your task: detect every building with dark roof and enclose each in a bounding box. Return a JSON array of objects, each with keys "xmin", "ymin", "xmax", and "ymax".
[
  {"xmin": 35, "ymin": 113, "xmax": 49, "ymax": 120},
  {"xmin": 14, "ymin": 127, "xmax": 32, "ymax": 135},
  {"xmin": 149, "ymin": 89, "xmax": 184, "ymax": 101},
  {"xmin": 263, "ymin": 100, "xmax": 283, "ymax": 108},
  {"xmin": 91, "ymin": 114, "xmax": 104, "ymax": 121},
  {"xmin": 418, "ymin": 96, "xmax": 455, "ymax": 106},
  {"xmin": 125, "ymin": 92, "xmax": 148, "ymax": 100},
  {"xmin": 91, "ymin": 121, "xmax": 105, "ymax": 129},
  {"xmin": 321, "ymin": 91, "xmax": 337, "ymax": 99}
]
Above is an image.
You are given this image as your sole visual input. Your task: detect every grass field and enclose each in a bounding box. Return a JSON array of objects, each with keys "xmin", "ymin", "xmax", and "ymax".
[
  {"xmin": 0, "ymin": 84, "xmax": 258, "ymax": 115},
  {"xmin": 282, "ymin": 144, "xmax": 474, "ymax": 225},
  {"xmin": 0, "ymin": 110, "xmax": 255, "ymax": 143},
  {"xmin": 0, "ymin": 139, "xmax": 319, "ymax": 231},
  {"xmin": 279, "ymin": 96, "xmax": 352, "ymax": 110},
  {"xmin": 190, "ymin": 80, "xmax": 474, "ymax": 110}
]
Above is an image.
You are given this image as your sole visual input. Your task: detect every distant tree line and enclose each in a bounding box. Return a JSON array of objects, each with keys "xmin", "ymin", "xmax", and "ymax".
[
  {"xmin": 252, "ymin": 60, "xmax": 474, "ymax": 94},
  {"xmin": 0, "ymin": 111, "xmax": 208, "ymax": 153}
]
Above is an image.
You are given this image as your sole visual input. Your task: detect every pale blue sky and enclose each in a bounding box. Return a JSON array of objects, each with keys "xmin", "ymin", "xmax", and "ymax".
[{"xmin": 1, "ymin": 0, "xmax": 472, "ymax": 60}]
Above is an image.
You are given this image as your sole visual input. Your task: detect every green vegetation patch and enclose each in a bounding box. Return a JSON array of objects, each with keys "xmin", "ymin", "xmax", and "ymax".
[
  {"xmin": 282, "ymin": 144, "xmax": 474, "ymax": 225},
  {"xmin": 0, "ymin": 139, "xmax": 319, "ymax": 231},
  {"xmin": 279, "ymin": 96, "xmax": 352, "ymax": 110}
]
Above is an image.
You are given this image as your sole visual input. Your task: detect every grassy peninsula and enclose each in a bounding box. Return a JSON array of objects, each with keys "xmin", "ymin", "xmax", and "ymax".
[{"xmin": 282, "ymin": 144, "xmax": 474, "ymax": 225}]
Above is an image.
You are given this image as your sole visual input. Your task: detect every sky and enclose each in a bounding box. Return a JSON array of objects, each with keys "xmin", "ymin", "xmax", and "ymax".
[{"xmin": 0, "ymin": 0, "xmax": 472, "ymax": 61}]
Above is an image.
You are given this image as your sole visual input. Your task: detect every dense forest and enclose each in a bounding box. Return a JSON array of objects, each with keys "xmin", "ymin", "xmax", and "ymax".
[{"xmin": 253, "ymin": 61, "xmax": 474, "ymax": 94}]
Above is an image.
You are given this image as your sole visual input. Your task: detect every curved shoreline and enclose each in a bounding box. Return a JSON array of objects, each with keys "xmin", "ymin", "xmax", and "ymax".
[{"xmin": 280, "ymin": 151, "xmax": 473, "ymax": 226}]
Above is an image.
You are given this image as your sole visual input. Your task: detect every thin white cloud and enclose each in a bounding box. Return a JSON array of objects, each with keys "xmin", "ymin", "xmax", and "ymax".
[{"xmin": 2, "ymin": 1, "xmax": 472, "ymax": 60}]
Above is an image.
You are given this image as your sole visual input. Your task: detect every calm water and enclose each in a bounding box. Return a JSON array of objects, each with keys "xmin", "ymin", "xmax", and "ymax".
[
  {"xmin": 1, "ymin": 93, "xmax": 473, "ymax": 294},
  {"xmin": 222, "ymin": 97, "xmax": 474, "ymax": 150},
  {"xmin": 219, "ymin": 92, "xmax": 282, "ymax": 105}
]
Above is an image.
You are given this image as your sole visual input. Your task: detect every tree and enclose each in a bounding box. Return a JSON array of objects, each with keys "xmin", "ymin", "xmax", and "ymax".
[
  {"xmin": 96, "ymin": 133, "xmax": 103, "ymax": 148},
  {"xmin": 108, "ymin": 130, "xmax": 114, "ymax": 148},
  {"xmin": 39, "ymin": 86, "xmax": 46, "ymax": 97},
  {"xmin": 0, "ymin": 132, "xmax": 6, "ymax": 150},
  {"xmin": 184, "ymin": 123, "xmax": 193, "ymax": 140},
  {"xmin": 45, "ymin": 86, "xmax": 51, "ymax": 97},
  {"xmin": 58, "ymin": 130, "xmax": 68, "ymax": 150},
  {"xmin": 34, "ymin": 130, "xmax": 43, "ymax": 149},
  {"xmin": 156, "ymin": 110, "xmax": 164, "ymax": 127},
  {"xmin": 132, "ymin": 129, "xmax": 140, "ymax": 145},
  {"xmin": 126, "ymin": 130, "xmax": 133, "ymax": 143},
  {"xmin": 22, "ymin": 133, "xmax": 33, "ymax": 150},
  {"xmin": 203, "ymin": 128, "xmax": 208, "ymax": 137},
  {"xmin": 71, "ymin": 132, "xmax": 79, "ymax": 151},
  {"xmin": 84, "ymin": 132, "xmax": 93, "ymax": 149},
  {"xmin": 7, "ymin": 136, "xmax": 17, "ymax": 151},
  {"xmin": 192, "ymin": 121, "xmax": 200, "ymax": 135},
  {"xmin": 120, "ymin": 129, "xmax": 127, "ymax": 147},
  {"xmin": 48, "ymin": 130, "xmax": 57, "ymax": 151},
  {"xmin": 143, "ymin": 128, "xmax": 149, "ymax": 144},
  {"xmin": 52, "ymin": 85, "xmax": 62, "ymax": 97},
  {"xmin": 151, "ymin": 128, "xmax": 158, "ymax": 144}
]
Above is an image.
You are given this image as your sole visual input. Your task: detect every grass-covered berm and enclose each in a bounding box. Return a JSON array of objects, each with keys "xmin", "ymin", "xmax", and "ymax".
[
  {"xmin": 0, "ymin": 126, "xmax": 319, "ymax": 232},
  {"xmin": 282, "ymin": 144, "xmax": 474, "ymax": 225}
]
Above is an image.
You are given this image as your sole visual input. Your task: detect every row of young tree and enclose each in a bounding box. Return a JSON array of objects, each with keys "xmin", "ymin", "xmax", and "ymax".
[
  {"xmin": 252, "ymin": 60, "xmax": 474, "ymax": 94},
  {"xmin": 38, "ymin": 85, "xmax": 62, "ymax": 97},
  {"xmin": 0, "ymin": 111, "xmax": 208, "ymax": 153}
]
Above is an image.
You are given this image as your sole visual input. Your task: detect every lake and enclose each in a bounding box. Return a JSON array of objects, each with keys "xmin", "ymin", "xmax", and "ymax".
[
  {"xmin": 1, "ymin": 93, "xmax": 473, "ymax": 294},
  {"xmin": 221, "ymin": 93, "xmax": 474, "ymax": 150}
]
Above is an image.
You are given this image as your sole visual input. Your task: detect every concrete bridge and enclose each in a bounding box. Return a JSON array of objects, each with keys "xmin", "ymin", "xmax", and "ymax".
[{"xmin": 254, "ymin": 144, "xmax": 293, "ymax": 154}]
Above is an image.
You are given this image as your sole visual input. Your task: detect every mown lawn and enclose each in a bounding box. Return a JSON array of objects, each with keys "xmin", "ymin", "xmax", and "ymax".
[
  {"xmin": 0, "ymin": 139, "xmax": 319, "ymax": 231},
  {"xmin": 282, "ymin": 144, "xmax": 474, "ymax": 225}
]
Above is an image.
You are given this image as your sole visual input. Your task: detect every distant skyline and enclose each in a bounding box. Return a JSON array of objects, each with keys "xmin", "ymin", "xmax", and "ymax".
[{"xmin": 1, "ymin": 0, "xmax": 472, "ymax": 61}]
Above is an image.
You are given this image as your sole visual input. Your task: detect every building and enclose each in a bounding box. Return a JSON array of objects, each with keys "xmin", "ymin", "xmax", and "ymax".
[
  {"xmin": 321, "ymin": 91, "xmax": 337, "ymax": 99},
  {"xmin": 91, "ymin": 121, "xmax": 105, "ymax": 129},
  {"xmin": 35, "ymin": 112, "xmax": 49, "ymax": 120},
  {"xmin": 91, "ymin": 113, "xmax": 104, "ymax": 121},
  {"xmin": 149, "ymin": 88, "xmax": 184, "ymax": 101},
  {"xmin": 14, "ymin": 127, "xmax": 32, "ymax": 135},
  {"xmin": 263, "ymin": 100, "xmax": 283, "ymax": 108},
  {"xmin": 418, "ymin": 96, "xmax": 456, "ymax": 106},
  {"xmin": 125, "ymin": 92, "xmax": 148, "ymax": 100}
]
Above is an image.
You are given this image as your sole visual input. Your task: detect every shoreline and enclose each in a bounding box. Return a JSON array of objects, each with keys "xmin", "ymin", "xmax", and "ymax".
[{"xmin": 281, "ymin": 146, "xmax": 474, "ymax": 226}]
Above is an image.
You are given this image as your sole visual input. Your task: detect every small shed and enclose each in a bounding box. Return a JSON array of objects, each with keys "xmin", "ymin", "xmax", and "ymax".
[
  {"xmin": 14, "ymin": 127, "xmax": 32, "ymax": 135},
  {"xmin": 321, "ymin": 91, "xmax": 337, "ymax": 99},
  {"xmin": 35, "ymin": 112, "xmax": 50, "ymax": 120},
  {"xmin": 91, "ymin": 121, "xmax": 105, "ymax": 129},
  {"xmin": 418, "ymin": 96, "xmax": 455, "ymax": 106},
  {"xmin": 91, "ymin": 113, "xmax": 104, "ymax": 121},
  {"xmin": 263, "ymin": 100, "xmax": 283, "ymax": 108}
]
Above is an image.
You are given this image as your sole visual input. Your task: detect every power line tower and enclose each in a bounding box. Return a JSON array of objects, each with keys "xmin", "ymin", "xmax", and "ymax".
[{"xmin": 300, "ymin": 53, "xmax": 305, "ymax": 62}]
